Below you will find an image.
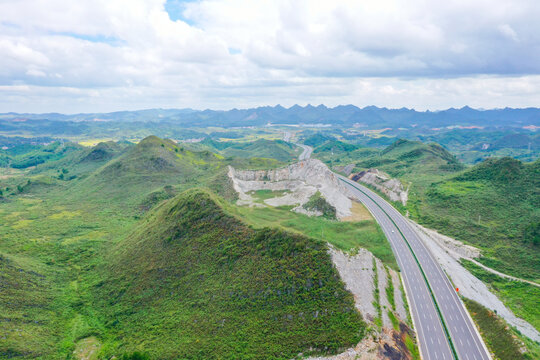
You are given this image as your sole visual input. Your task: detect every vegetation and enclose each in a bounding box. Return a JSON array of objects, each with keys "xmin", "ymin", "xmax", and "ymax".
[
  {"xmin": 0, "ymin": 141, "xmax": 82, "ymax": 169},
  {"xmin": 95, "ymin": 188, "xmax": 366, "ymax": 358},
  {"xmin": 1, "ymin": 127, "xmax": 537, "ymax": 359},
  {"xmin": 0, "ymin": 135, "xmax": 382, "ymax": 359},
  {"xmin": 202, "ymin": 138, "xmax": 300, "ymax": 162},
  {"xmin": 314, "ymin": 139, "xmax": 539, "ymax": 281},
  {"xmin": 302, "ymin": 191, "xmax": 337, "ymax": 219},
  {"xmin": 231, "ymin": 204, "xmax": 396, "ymax": 269},
  {"xmin": 463, "ymin": 298, "xmax": 536, "ymax": 360}
]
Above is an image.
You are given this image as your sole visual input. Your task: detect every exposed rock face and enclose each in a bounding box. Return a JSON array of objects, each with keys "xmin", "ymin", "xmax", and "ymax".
[
  {"xmin": 323, "ymin": 247, "xmax": 414, "ymax": 360},
  {"xmin": 350, "ymin": 169, "xmax": 408, "ymax": 205},
  {"xmin": 329, "ymin": 247, "xmax": 377, "ymax": 321},
  {"xmin": 333, "ymin": 163, "xmax": 355, "ymax": 176},
  {"xmin": 228, "ymin": 159, "xmax": 352, "ymax": 219}
]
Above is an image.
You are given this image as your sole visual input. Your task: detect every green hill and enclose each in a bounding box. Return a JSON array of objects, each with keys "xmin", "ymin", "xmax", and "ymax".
[
  {"xmin": 302, "ymin": 133, "xmax": 337, "ymax": 147},
  {"xmin": 79, "ymin": 136, "xmax": 225, "ymax": 204},
  {"xmin": 364, "ymin": 139, "xmax": 464, "ymax": 177},
  {"xmin": 314, "ymin": 139, "xmax": 464, "ymax": 185},
  {"xmin": 313, "ymin": 140, "xmax": 359, "ymax": 154},
  {"xmin": 95, "ymin": 188, "xmax": 365, "ymax": 359},
  {"xmin": 201, "ymin": 138, "xmax": 299, "ymax": 162},
  {"xmin": 78, "ymin": 141, "xmax": 124, "ymax": 163},
  {"xmin": 414, "ymin": 157, "xmax": 539, "ymax": 281},
  {"xmin": 0, "ymin": 254, "xmax": 59, "ymax": 358}
]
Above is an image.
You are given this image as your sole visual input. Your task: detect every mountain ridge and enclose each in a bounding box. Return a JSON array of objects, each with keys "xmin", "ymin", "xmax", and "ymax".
[{"xmin": 2, "ymin": 105, "xmax": 539, "ymax": 128}]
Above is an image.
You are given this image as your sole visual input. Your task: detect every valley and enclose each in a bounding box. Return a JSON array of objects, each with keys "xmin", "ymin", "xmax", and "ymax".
[{"xmin": 0, "ymin": 116, "xmax": 538, "ymax": 360}]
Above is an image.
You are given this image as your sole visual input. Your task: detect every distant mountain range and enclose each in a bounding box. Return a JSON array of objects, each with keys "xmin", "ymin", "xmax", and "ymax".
[{"xmin": 1, "ymin": 105, "xmax": 539, "ymax": 128}]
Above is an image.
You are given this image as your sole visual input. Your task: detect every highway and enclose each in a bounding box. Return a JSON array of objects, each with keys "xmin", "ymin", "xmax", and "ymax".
[
  {"xmin": 339, "ymin": 176, "xmax": 491, "ymax": 360},
  {"xmin": 292, "ymin": 142, "xmax": 490, "ymax": 359},
  {"xmin": 296, "ymin": 143, "xmax": 313, "ymax": 160}
]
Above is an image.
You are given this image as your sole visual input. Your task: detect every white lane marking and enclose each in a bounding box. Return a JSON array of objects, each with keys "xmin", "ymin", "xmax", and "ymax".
[{"xmin": 342, "ymin": 179, "xmax": 457, "ymax": 359}]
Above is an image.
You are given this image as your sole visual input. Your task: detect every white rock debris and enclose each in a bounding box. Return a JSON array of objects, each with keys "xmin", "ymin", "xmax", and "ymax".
[
  {"xmin": 375, "ymin": 259, "xmax": 392, "ymax": 329},
  {"xmin": 329, "ymin": 247, "xmax": 377, "ymax": 322}
]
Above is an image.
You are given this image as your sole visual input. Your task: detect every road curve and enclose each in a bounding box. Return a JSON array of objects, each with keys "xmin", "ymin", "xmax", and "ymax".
[
  {"xmin": 288, "ymin": 141, "xmax": 490, "ymax": 359},
  {"xmin": 295, "ymin": 143, "xmax": 313, "ymax": 161},
  {"xmin": 339, "ymin": 176, "xmax": 491, "ymax": 360}
]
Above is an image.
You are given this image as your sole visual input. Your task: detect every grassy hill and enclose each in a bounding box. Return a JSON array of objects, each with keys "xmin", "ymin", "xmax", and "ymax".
[
  {"xmin": 0, "ymin": 136, "xmax": 371, "ymax": 359},
  {"xmin": 313, "ymin": 140, "xmax": 359, "ymax": 155},
  {"xmin": 314, "ymin": 139, "xmax": 464, "ymax": 188},
  {"xmin": 360, "ymin": 139, "xmax": 464, "ymax": 178},
  {"xmin": 200, "ymin": 138, "xmax": 300, "ymax": 162},
  {"xmin": 78, "ymin": 141, "xmax": 125, "ymax": 163},
  {"xmin": 0, "ymin": 254, "xmax": 60, "ymax": 358},
  {"xmin": 76, "ymin": 136, "xmax": 225, "ymax": 204},
  {"xmin": 302, "ymin": 133, "xmax": 337, "ymax": 147},
  {"xmin": 95, "ymin": 188, "xmax": 365, "ymax": 359},
  {"xmin": 411, "ymin": 157, "xmax": 539, "ymax": 281}
]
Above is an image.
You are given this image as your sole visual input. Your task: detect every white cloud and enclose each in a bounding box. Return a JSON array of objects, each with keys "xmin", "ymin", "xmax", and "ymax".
[{"xmin": 0, "ymin": 0, "xmax": 539, "ymax": 112}]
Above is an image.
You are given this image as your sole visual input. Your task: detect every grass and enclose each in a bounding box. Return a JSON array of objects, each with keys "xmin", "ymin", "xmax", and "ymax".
[
  {"xmin": 247, "ymin": 189, "xmax": 290, "ymax": 203},
  {"xmin": 385, "ymin": 268, "xmax": 396, "ymax": 311},
  {"xmin": 461, "ymin": 260, "xmax": 540, "ymax": 332},
  {"xmin": 231, "ymin": 204, "xmax": 397, "ymax": 269},
  {"xmin": 462, "ymin": 298, "xmax": 536, "ymax": 360},
  {"xmin": 202, "ymin": 138, "xmax": 300, "ymax": 163},
  {"xmin": 404, "ymin": 333, "xmax": 421, "ymax": 360}
]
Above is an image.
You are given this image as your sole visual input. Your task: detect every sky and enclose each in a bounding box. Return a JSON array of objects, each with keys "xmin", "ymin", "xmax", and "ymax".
[{"xmin": 0, "ymin": 0, "xmax": 539, "ymax": 113}]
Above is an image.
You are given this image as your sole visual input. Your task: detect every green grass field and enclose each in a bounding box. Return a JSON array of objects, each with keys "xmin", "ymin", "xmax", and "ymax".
[{"xmin": 230, "ymin": 204, "xmax": 396, "ymax": 269}]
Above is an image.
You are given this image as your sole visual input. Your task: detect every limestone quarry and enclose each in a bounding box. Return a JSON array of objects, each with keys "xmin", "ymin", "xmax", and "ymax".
[{"xmin": 228, "ymin": 159, "xmax": 352, "ymax": 219}]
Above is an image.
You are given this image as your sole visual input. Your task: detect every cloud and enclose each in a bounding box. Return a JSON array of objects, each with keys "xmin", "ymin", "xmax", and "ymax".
[{"xmin": 0, "ymin": 0, "xmax": 539, "ymax": 112}]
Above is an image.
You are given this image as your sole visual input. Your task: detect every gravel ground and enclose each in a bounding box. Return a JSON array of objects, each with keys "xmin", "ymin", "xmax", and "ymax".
[
  {"xmin": 390, "ymin": 271, "xmax": 408, "ymax": 322},
  {"xmin": 376, "ymin": 259, "xmax": 391, "ymax": 328},
  {"xmin": 329, "ymin": 247, "xmax": 377, "ymax": 322}
]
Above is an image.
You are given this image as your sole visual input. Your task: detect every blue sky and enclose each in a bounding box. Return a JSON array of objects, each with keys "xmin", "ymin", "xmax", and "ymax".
[{"xmin": 0, "ymin": 0, "xmax": 539, "ymax": 113}]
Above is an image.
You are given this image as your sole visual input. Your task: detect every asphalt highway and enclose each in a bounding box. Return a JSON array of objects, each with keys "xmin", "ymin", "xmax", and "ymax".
[
  {"xmin": 339, "ymin": 176, "xmax": 491, "ymax": 360},
  {"xmin": 296, "ymin": 143, "xmax": 313, "ymax": 160}
]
